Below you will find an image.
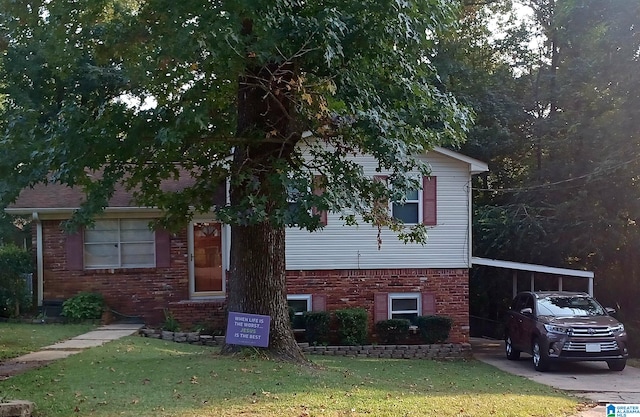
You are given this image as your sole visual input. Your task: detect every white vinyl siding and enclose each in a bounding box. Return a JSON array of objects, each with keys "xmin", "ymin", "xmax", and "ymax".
[{"xmin": 285, "ymin": 151, "xmax": 474, "ymax": 270}]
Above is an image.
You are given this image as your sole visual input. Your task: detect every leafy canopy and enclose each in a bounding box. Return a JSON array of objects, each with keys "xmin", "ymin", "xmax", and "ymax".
[{"xmin": 0, "ymin": 0, "xmax": 470, "ymax": 236}]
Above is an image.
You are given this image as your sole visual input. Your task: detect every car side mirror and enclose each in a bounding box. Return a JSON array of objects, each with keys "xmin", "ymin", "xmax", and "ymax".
[
  {"xmin": 520, "ymin": 307, "xmax": 533, "ymax": 315},
  {"xmin": 605, "ymin": 307, "xmax": 617, "ymax": 315}
]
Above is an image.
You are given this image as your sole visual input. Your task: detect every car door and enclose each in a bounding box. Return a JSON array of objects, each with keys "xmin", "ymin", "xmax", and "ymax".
[
  {"xmin": 506, "ymin": 295, "xmax": 526, "ymax": 350},
  {"xmin": 518, "ymin": 294, "xmax": 537, "ymax": 353}
]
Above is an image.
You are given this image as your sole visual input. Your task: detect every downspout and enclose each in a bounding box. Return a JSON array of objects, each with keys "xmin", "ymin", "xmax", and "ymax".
[{"xmin": 32, "ymin": 212, "xmax": 44, "ymax": 307}]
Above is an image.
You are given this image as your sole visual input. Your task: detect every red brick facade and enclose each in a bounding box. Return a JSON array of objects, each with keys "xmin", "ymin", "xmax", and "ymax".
[{"xmin": 39, "ymin": 220, "xmax": 469, "ymax": 343}]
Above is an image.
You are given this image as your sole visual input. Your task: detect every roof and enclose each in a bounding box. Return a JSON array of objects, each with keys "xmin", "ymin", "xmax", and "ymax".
[
  {"xmin": 433, "ymin": 147, "xmax": 488, "ymax": 174},
  {"xmin": 472, "ymin": 257, "xmax": 594, "ymax": 278},
  {"xmin": 6, "ymin": 173, "xmax": 226, "ymax": 216}
]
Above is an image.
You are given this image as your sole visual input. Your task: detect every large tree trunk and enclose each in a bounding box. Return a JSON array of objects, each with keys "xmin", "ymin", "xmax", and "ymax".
[{"xmin": 220, "ymin": 18, "xmax": 305, "ymax": 361}]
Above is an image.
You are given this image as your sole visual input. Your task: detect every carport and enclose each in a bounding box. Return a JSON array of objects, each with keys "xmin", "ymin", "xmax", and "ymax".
[{"xmin": 471, "ymin": 257, "xmax": 595, "ymax": 297}]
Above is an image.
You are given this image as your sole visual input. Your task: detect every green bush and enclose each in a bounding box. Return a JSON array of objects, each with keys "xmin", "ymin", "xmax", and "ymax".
[
  {"xmin": 0, "ymin": 245, "xmax": 33, "ymax": 317},
  {"xmin": 415, "ymin": 315, "xmax": 453, "ymax": 344},
  {"xmin": 61, "ymin": 292, "xmax": 105, "ymax": 321},
  {"xmin": 162, "ymin": 309, "xmax": 181, "ymax": 332},
  {"xmin": 303, "ymin": 311, "xmax": 330, "ymax": 345},
  {"xmin": 375, "ymin": 319, "xmax": 410, "ymax": 344},
  {"xmin": 335, "ymin": 308, "xmax": 368, "ymax": 345}
]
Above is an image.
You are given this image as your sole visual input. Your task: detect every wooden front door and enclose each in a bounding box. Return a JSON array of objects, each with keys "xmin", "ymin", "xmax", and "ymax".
[{"xmin": 191, "ymin": 222, "xmax": 223, "ymax": 294}]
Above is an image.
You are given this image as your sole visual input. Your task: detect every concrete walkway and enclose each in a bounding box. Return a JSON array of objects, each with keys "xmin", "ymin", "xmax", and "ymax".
[
  {"xmin": 0, "ymin": 323, "xmax": 143, "ymax": 380},
  {"xmin": 471, "ymin": 337, "xmax": 640, "ymax": 417}
]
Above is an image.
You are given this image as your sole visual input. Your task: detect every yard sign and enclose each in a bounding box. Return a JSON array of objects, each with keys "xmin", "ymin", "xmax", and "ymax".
[{"xmin": 225, "ymin": 312, "xmax": 271, "ymax": 348}]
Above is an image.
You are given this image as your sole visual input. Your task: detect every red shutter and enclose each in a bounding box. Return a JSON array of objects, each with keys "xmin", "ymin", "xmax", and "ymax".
[
  {"xmin": 422, "ymin": 176, "xmax": 437, "ymax": 226},
  {"xmin": 373, "ymin": 175, "xmax": 389, "ymax": 226},
  {"xmin": 65, "ymin": 230, "xmax": 84, "ymax": 271},
  {"xmin": 312, "ymin": 294, "xmax": 327, "ymax": 311},
  {"xmin": 422, "ymin": 292, "xmax": 436, "ymax": 316},
  {"xmin": 155, "ymin": 229, "xmax": 172, "ymax": 268},
  {"xmin": 312, "ymin": 175, "xmax": 328, "ymax": 226},
  {"xmin": 374, "ymin": 293, "xmax": 388, "ymax": 322}
]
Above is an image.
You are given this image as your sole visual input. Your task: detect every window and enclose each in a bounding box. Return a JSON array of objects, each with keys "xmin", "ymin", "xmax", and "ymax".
[
  {"xmin": 389, "ymin": 293, "xmax": 421, "ymax": 323},
  {"xmin": 287, "ymin": 294, "xmax": 312, "ymax": 329},
  {"xmin": 286, "ymin": 175, "xmax": 327, "ymax": 227},
  {"xmin": 84, "ymin": 219, "xmax": 155, "ymax": 269},
  {"xmin": 389, "ymin": 176, "xmax": 437, "ymax": 226},
  {"xmin": 392, "ymin": 188, "xmax": 422, "ymax": 224}
]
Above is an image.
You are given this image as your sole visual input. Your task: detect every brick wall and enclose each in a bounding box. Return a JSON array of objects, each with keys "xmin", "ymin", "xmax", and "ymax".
[
  {"xmin": 286, "ymin": 269, "xmax": 470, "ymax": 343},
  {"xmin": 39, "ymin": 220, "xmax": 469, "ymax": 342}
]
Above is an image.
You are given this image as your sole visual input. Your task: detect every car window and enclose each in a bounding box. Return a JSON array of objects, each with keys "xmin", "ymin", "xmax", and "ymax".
[
  {"xmin": 524, "ymin": 295, "xmax": 534, "ymax": 312},
  {"xmin": 511, "ymin": 295, "xmax": 523, "ymax": 311},
  {"xmin": 536, "ymin": 295, "xmax": 606, "ymax": 317}
]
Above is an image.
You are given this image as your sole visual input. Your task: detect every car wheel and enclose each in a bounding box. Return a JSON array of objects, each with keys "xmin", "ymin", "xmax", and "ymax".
[
  {"xmin": 532, "ymin": 338, "xmax": 550, "ymax": 372},
  {"xmin": 607, "ymin": 359, "xmax": 626, "ymax": 371},
  {"xmin": 505, "ymin": 336, "xmax": 521, "ymax": 360}
]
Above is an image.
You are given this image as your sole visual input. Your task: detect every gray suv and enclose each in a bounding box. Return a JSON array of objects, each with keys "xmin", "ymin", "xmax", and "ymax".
[{"xmin": 504, "ymin": 291, "xmax": 628, "ymax": 372}]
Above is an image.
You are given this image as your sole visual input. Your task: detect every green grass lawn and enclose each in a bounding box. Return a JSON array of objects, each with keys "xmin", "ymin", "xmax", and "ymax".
[
  {"xmin": 0, "ymin": 336, "xmax": 583, "ymax": 417},
  {"xmin": 0, "ymin": 322, "xmax": 96, "ymax": 360}
]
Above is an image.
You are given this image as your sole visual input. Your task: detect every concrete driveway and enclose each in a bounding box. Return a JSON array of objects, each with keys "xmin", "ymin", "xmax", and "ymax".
[{"xmin": 472, "ymin": 337, "xmax": 640, "ymax": 416}]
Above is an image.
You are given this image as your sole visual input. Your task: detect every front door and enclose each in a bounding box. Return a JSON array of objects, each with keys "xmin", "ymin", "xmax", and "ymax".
[{"xmin": 190, "ymin": 222, "xmax": 224, "ymax": 296}]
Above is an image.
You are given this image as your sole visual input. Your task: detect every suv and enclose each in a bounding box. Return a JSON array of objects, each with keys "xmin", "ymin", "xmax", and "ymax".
[{"xmin": 504, "ymin": 291, "xmax": 628, "ymax": 372}]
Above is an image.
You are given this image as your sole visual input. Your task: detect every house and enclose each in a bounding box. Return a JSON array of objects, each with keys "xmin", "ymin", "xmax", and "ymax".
[{"xmin": 5, "ymin": 147, "xmax": 488, "ymax": 343}]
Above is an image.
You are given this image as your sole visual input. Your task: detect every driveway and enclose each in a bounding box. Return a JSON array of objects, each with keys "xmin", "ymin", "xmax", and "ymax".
[{"xmin": 471, "ymin": 337, "xmax": 640, "ymax": 415}]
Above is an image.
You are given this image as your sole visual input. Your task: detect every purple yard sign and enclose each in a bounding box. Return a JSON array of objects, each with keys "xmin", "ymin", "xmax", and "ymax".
[{"xmin": 225, "ymin": 312, "xmax": 271, "ymax": 348}]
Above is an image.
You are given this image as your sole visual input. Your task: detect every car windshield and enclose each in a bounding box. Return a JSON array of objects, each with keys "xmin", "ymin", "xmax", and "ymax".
[{"xmin": 536, "ymin": 295, "xmax": 606, "ymax": 317}]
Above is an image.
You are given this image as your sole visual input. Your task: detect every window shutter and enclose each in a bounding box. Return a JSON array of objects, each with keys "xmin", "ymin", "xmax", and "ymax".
[
  {"xmin": 155, "ymin": 229, "xmax": 172, "ymax": 268},
  {"xmin": 373, "ymin": 175, "xmax": 389, "ymax": 226},
  {"xmin": 65, "ymin": 230, "xmax": 84, "ymax": 271},
  {"xmin": 422, "ymin": 292, "xmax": 436, "ymax": 316},
  {"xmin": 422, "ymin": 176, "xmax": 437, "ymax": 226},
  {"xmin": 312, "ymin": 175, "xmax": 328, "ymax": 226},
  {"xmin": 374, "ymin": 293, "xmax": 389, "ymax": 322},
  {"xmin": 312, "ymin": 294, "xmax": 327, "ymax": 311}
]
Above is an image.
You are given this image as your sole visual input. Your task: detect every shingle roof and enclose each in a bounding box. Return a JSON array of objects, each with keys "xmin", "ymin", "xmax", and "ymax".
[{"xmin": 7, "ymin": 174, "xmax": 226, "ymax": 213}]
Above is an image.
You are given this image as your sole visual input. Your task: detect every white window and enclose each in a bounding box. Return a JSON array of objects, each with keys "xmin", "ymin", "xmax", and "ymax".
[
  {"xmin": 389, "ymin": 293, "xmax": 421, "ymax": 323},
  {"xmin": 287, "ymin": 294, "xmax": 312, "ymax": 329},
  {"xmin": 84, "ymin": 219, "xmax": 155, "ymax": 269},
  {"xmin": 392, "ymin": 188, "xmax": 422, "ymax": 224}
]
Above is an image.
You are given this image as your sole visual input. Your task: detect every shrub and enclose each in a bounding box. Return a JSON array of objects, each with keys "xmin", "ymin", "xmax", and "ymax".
[
  {"xmin": 162, "ymin": 309, "xmax": 180, "ymax": 332},
  {"xmin": 335, "ymin": 308, "xmax": 368, "ymax": 345},
  {"xmin": 0, "ymin": 245, "xmax": 33, "ymax": 317},
  {"xmin": 303, "ymin": 311, "xmax": 330, "ymax": 345},
  {"xmin": 61, "ymin": 292, "xmax": 105, "ymax": 321},
  {"xmin": 415, "ymin": 315, "xmax": 453, "ymax": 344},
  {"xmin": 375, "ymin": 319, "xmax": 411, "ymax": 344}
]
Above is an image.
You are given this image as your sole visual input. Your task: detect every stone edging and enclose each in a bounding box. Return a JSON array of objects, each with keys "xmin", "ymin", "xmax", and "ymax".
[
  {"xmin": 138, "ymin": 329, "xmax": 472, "ymax": 360},
  {"xmin": 300, "ymin": 342, "xmax": 472, "ymax": 359}
]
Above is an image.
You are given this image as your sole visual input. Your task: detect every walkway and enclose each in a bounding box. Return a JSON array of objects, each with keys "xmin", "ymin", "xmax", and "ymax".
[{"xmin": 0, "ymin": 323, "xmax": 143, "ymax": 380}]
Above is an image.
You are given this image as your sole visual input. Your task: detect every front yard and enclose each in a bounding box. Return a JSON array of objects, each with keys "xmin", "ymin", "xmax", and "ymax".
[{"xmin": 0, "ymin": 332, "xmax": 584, "ymax": 417}]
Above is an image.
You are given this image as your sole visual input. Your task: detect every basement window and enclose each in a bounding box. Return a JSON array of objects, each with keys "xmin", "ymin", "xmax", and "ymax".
[{"xmin": 389, "ymin": 293, "xmax": 421, "ymax": 324}]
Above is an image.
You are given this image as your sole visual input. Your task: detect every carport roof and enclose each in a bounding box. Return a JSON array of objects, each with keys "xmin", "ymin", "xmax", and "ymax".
[{"xmin": 471, "ymin": 257, "xmax": 594, "ymax": 278}]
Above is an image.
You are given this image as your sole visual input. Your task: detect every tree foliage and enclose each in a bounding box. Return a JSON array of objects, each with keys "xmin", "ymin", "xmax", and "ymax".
[
  {"xmin": 0, "ymin": 1, "xmax": 470, "ymax": 360},
  {"xmin": 461, "ymin": 1, "xmax": 640, "ymax": 345},
  {"xmin": 0, "ymin": 0, "xmax": 469, "ymax": 231}
]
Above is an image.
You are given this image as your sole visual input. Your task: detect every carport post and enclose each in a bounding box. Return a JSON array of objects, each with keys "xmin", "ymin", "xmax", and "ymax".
[
  {"xmin": 588, "ymin": 276, "xmax": 593, "ymax": 296},
  {"xmin": 512, "ymin": 271, "xmax": 518, "ymax": 298},
  {"xmin": 530, "ymin": 272, "xmax": 535, "ymax": 292},
  {"xmin": 558, "ymin": 276, "xmax": 563, "ymax": 292}
]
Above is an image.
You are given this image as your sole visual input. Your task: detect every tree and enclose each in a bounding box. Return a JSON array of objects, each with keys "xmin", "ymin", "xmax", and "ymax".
[{"xmin": 0, "ymin": 1, "xmax": 470, "ymax": 361}]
